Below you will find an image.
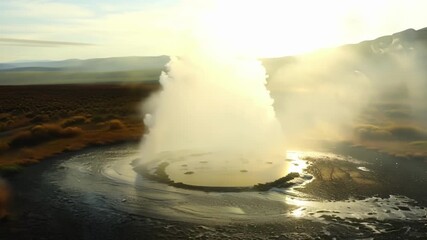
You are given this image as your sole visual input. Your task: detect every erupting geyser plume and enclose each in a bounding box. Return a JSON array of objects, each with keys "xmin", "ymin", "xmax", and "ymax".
[
  {"xmin": 137, "ymin": 48, "xmax": 287, "ymax": 186},
  {"xmin": 134, "ymin": 0, "xmax": 294, "ymax": 186},
  {"xmin": 141, "ymin": 50, "xmax": 284, "ymax": 160}
]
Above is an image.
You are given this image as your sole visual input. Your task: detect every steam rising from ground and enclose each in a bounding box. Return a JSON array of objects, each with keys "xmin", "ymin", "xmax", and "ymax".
[
  {"xmin": 140, "ymin": 51, "xmax": 284, "ymax": 164},
  {"xmin": 267, "ymin": 29, "xmax": 427, "ymax": 156},
  {"xmin": 268, "ymin": 48, "xmax": 373, "ymax": 148}
]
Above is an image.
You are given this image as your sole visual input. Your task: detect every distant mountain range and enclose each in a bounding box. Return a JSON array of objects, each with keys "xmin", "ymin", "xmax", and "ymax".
[
  {"xmin": 0, "ymin": 56, "xmax": 170, "ymax": 85},
  {"xmin": 0, "ymin": 55, "xmax": 170, "ymax": 72},
  {"xmin": 262, "ymin": 27, "xmax": 427, "ymax": 77},
  {"xmin": 0, "ymin": 27, "xmax": 426, "ymax": 85}
]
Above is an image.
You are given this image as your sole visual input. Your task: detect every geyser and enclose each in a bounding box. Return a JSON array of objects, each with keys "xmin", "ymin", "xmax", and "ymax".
[{"xmin": 138, "ymin": 51, "xmax": 289, "ymax": 187}]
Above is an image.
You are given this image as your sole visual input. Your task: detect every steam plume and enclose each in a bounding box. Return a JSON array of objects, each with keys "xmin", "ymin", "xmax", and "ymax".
[{"xmin": 139, "ymin": 51, "xmax": 285, "ymax": 163}]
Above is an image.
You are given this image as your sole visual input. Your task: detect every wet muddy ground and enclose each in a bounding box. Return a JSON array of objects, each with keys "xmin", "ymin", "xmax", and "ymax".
[{"xmin": 1, "ymin": 143, "xmax": 427, "ymax": 239}]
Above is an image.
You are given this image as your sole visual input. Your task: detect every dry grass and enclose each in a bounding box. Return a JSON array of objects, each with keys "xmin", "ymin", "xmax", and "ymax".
[
  {"xmin": 10, "ymin": 124, "xmax": 82, "ymax": 148},
  {"xmin": 0, "ymin": 83, "xmax": 158, "ymax": 171}
]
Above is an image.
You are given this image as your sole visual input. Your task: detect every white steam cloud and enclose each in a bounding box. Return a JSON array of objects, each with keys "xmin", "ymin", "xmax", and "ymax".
[
  {"xmin": 266, "ymin": 28, "xmax": 427, "ymax": 156},
  {"xmin": 268, "ymin": 48, "xmax": 373, "ymax": 148},
  {"xmin": 139, "ymin": 51, "xmax": 285, "ymax": 164}
]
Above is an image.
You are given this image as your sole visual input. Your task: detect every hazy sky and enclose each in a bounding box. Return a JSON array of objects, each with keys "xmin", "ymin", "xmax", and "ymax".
[{"xmin": 1, "ymin": 0, "xmax": 427, "ymax": 62}]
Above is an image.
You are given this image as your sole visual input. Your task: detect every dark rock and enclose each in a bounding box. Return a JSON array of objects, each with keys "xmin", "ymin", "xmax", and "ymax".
[
  {"xmin": 398, "ymin": 206, "xmax": 411, "ymax": 211},
  {"xmin": 253, "ymin": 172, "xmax": 300, "ymax": 191}
]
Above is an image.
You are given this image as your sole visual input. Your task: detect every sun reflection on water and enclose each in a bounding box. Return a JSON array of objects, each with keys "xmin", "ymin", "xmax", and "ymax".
[
  {"xmin": 286, "ymin": 151, "xmax": 309, "ymax": 174},
  {"xmin": 291, "ymin": 207, "xmax": 305, "ymax": 218}
]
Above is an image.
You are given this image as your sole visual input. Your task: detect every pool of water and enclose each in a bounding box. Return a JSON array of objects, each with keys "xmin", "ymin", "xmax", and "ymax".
[{"xmin": 38, "ymin": 143, "xmax": 427, "ymax": 239}]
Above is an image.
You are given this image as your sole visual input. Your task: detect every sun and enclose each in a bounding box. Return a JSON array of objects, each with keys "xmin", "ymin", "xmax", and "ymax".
[{"xmin": 194, "ymin": 0, "xmax": 349, "ymax": 58}]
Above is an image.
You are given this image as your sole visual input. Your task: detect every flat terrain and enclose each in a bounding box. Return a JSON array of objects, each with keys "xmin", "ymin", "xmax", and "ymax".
[
  {"xmin": 0, "ymin": 84, "xmax": 158, "ymax": 172},
  {"xmin": 1, "ymin": 82, "xmax": 426, "ymax": 174}
]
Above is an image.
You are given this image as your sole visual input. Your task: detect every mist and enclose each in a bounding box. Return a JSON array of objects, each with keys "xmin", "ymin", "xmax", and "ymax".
[
  {"xmin": 266, "ymin": 28, "xmax": 427, "ymax": 157},
  {"xmin": 267, "ymin": 48, "xmax": 372, "ymax": 148},
  {"xmin": 139, "ymin": 50, "xmax": 285, "ymax": 164},
  {"xmin": 138, "ymin": 28, "xmax": 427, "ymax": 162}
]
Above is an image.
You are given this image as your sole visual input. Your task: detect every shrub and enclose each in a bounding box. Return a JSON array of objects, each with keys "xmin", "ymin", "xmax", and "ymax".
[
  {"xmin": 9, "ymin": 124, "xmax": 82, "ymax": 148},
  {"xmin": 61, "ymin": 115, "xmax": 90, "ymax": 127},
  {"xmin": 108, "ymin": 119, "xmax": 126, "ymax": 130},
  {"xmin": 60, "ymin": 126, "xmax": 83, "ymax": 137}
]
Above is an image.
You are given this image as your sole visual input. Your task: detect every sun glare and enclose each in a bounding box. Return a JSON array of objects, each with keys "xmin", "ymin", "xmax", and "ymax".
[{"xmin": 195, "ymin": 0, "xmax": 350, "ymax": 57}]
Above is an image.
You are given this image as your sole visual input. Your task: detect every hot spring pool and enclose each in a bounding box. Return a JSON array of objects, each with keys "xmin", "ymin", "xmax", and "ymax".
[{"xmin": 23, "ymin": 143, "xmax": 425, "ymax": 239}]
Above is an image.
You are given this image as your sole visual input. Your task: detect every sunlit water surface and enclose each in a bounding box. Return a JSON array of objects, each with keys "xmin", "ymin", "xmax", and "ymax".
[{"xmin": 46, "ymin": 144, "xmax": 427, "ymax": 237}]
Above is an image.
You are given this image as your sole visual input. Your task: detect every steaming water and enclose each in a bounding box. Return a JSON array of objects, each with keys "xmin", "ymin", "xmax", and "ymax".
[
  {"xmin": 138, "ymin": 55, "xmax": 285, "ymax": 186},
  {"xmin": 43, "ymin": 143, "xmax": 427, "ymax": 238},
  {"xmin": 144, "ymin": 151, "xmax": 296, "ymax": 187}
]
